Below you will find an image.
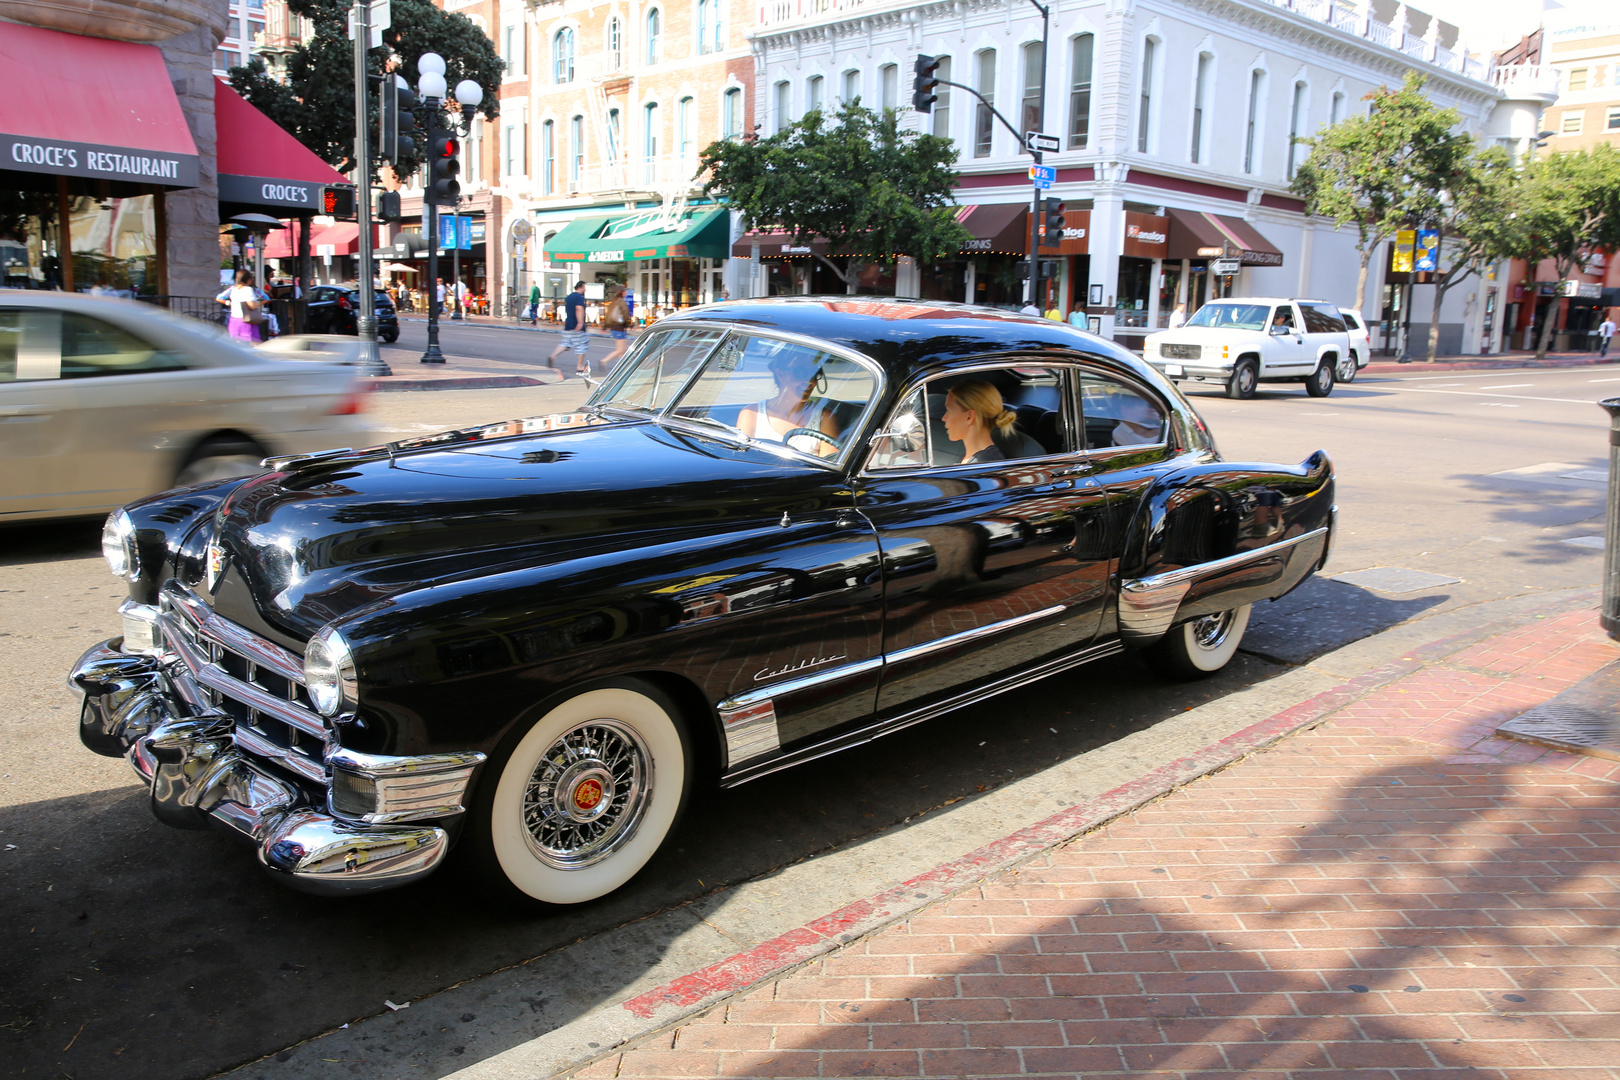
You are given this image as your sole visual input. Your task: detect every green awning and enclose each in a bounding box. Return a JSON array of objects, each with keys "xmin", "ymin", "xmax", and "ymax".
[{"xmin": 542, "ymin": 207, "xmax": 729, "ymax": 262}]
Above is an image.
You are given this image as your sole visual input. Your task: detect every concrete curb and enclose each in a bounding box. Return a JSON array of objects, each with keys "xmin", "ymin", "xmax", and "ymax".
[
  {"xmin": 364, "ymin": 374, "xmax": 548, "ymax": 392},
  {"xmin": 1360, "ymin": 353, "xmax": 1617, "ymax": 374}
]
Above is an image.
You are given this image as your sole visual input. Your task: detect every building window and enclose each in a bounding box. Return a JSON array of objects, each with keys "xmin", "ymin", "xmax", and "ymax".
[
  {"xmin": 1608, "ymin": 105, "xmax": 1620, "ymax": 130},
  {"xmin": 1330, "ymin": 90, "xmax": 1344, "ymax": 125},
  {"xmin": 933, "ymin": 56, "xmax": 952, "ymax": 139},
  {"xmin": 1287, "ymin": 81, "xmax": 1306, "ymax": 179},
  {"xmin": 806, "ymin": 74, "xmax": 824, "ymax": 114},
  {"xmin": 1567, "ymin": 67, "xmax": 1588, "ymax": 91},
  {"xmin": 503, "ymin": 121, "xmax": 518, "ymax": 176},
  {"xmin": 1561, "ymin": 110, "xmax": 1583, "ymax": 134},
  {"xmin": 213, "ymin": 48, "xmax": 238, "ymax": 71},
  {"xmin": 645, "ymin": 7, "xmax": 660, "ymax": 65},
  {"xmin": 607, "ymin": 18, "xmax": 622, "ymax": 71},
  {"xmin": 774, "ymin": 81, "xmax": 791, "ymax": 132},
  {"xmin": 1068, "ymin": 35, "xmax": 1093, "ymax": 149},
  {"xmin": 644, "ymin": 102, "xmax": 659, "ymax": 183},
  {"xmin": 678, "ymin": 96, "xmax": 694, "ymax": 160},
  {"xmin": 607, "ymin": 107, "xmax": 621, "ymax": 161},
  {"xmin": 1244, "ymin": 69, "xmax": 1265, "ymax": 173},
  {"xmin": 697, "ymin": 0, "xmax": 722, "ymax": 55},
  {"xmin": 1190, "ymin": 52, "xmax": 1210, "ymax": 163},
  {"xmin": 554, "ymin": 28, "xmax": 574, "ymax": 84},
  {"xmin": 1137, "ymin": 37, "xmax": 1156, "ymax": 154},
  {"xmin": 880, "ymin": 63, "xmax": 898, "ymax": 111},
  {"xmin": 503, "ymin": 24, "xmax": 524, "ymax": 77},
  {"xmin": 841, "ymin": 69, "xmax": 860, "ymax": 105},
  {"xmin": 1021, "ymin": 41, "xmax": 1044, "ymax": 140},
  {"xmin": 542, "ymin": 119, "xmax": 555, "ymax": 195},
  {"xmin": 723, "ymin": 87, "xmax": 743, "ymax": 139},
  {"xmin": 467, "ymin": 116, "xmax": 483, "ymax": 186},
  {"xmin": 974, "ymin": 49, "xmax": 996, "ymax": 158},
  {"xmin": 570, "ymin": 115, "xmax": 583, "ymax": 188}
]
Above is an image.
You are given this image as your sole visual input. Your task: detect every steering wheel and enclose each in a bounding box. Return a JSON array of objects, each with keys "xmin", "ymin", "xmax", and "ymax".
[{"xmin": 782, "ymin": 427, "xmax": 841, "ymax": 452}]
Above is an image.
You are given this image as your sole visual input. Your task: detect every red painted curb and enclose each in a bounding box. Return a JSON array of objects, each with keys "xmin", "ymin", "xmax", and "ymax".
[{"xmin": 619, "ymin": 655, "xmax": 1422, "ymax": 1021}]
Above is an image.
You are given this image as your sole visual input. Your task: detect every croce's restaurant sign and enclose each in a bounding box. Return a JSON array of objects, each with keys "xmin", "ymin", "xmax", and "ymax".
[
  {"xmin": 218, "ymin": 174, "xmax": 325, "ymax": 208},
  {"xmin": 6, "ymin": 135, "xmax": 199, "ymax": 187}
]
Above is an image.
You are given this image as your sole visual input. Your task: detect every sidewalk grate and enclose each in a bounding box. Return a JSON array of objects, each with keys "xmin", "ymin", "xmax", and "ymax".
[
  {"xmin": 1496, "ymin": 660, "xmax": 1620, "ymax": 760},
  {"xmin": 1329, "ymin": 567, "xmax": 1461, "ymax": 593}
]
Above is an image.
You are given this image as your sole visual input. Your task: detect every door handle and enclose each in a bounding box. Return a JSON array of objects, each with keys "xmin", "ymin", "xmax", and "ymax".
[{"xmin": 1033, "ymin": 478, "xmax": 1075, "ymax": 493}]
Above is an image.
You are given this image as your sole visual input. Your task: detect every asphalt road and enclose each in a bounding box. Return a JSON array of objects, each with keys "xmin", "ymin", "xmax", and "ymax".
[{"xmin": 0, "ymin": 361, "xmax": 1611, "ymax": 1080}]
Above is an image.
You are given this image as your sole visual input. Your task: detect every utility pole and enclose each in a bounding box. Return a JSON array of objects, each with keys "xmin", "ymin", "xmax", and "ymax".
[{"xmin": 350, "ymin": 0, "xmax": 391, "ymax": 375}]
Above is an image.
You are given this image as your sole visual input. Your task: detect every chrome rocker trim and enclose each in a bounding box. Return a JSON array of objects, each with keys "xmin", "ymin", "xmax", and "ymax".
[
  {"xmin": 70, "ymin": 629, "xmax": 483, "ymax": 896},
  {"xmin": 1117, "ymin": 526, "xmax": 1331, "ymax": 645}
]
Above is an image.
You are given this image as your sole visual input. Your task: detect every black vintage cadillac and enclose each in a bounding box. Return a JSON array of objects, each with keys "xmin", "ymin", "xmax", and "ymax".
[{"xmin": 71, "ymin": 298, "xmax": 1335, "ymax": 904}]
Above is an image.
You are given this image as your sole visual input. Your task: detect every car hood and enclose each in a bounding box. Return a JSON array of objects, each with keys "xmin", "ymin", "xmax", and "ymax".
[{"xmin": 206, "ymin": 415, "xmax": 855, "ymax": 639}]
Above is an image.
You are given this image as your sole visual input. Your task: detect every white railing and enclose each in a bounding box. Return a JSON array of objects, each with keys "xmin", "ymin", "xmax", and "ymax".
[
  {"xmin": 1491, "ymin": 64, "xmax": 1560, "ymax": 96},
  {"xmin": 554, "ymin": 156, "xmax": 705, "ymax": 199}
]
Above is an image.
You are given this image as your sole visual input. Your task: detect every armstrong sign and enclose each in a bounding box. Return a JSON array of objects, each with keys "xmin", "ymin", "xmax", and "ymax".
[{"xmin": 6, "ymin": 134, "xmax": 198, "ymax": 187}]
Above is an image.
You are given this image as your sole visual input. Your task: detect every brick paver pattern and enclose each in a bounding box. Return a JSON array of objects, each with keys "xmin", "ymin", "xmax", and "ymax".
[{"xmin": 577, "ymin": 609, "xmax": 1620, "ymax": 1078}]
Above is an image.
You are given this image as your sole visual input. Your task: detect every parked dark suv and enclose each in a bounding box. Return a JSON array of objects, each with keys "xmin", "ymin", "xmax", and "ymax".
[{"xmin": 305, "ymin": 285, "xmax": 399, "ymax": 342}]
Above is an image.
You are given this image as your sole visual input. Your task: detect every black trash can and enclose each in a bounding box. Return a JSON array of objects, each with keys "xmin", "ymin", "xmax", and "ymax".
[{"xmin": 1602, "ymin": 397, "xmax": 1620, "ymax": 641}]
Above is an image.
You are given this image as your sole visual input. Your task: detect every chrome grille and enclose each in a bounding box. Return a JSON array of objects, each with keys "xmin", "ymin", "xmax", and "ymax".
[
  {"xmin": 1160, "ymin": 343, "xmax": 1202, "ymax": 360},
  {"xmin": 157, "ymin": 583, "xmax": 330, "ymax": 785}
]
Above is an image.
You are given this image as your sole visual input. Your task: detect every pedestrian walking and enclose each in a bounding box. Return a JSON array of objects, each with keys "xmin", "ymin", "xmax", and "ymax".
[
  {"xmin": 1600, "ymin": 314, "xmax": 1616, "ymax": 358},
  {"xmin": 528, "ymin": 281, "xmax": 540, "ymax": 325},
  {"xmin": 223, "ymin": 270, "xmax": 267, "ymax": 345},
  {"xmin": 434, "ymin": 277, "xmax": 446, "ymax": 317},
  {"xmin": 546, "ymin": 281, "xmax": 591, "ymax": 376},
  {"xmin": 602, "ymin": 287, "xmax": 632, "ymax": 369}
]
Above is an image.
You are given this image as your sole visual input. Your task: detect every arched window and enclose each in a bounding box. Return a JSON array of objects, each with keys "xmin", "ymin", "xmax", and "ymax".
[
  {"xmin": 806, "ymin": 74, "xmax": 824, "ymax": 114},
  {"xmin": 1137, "ymin": 37, "xmax": 1157, "ymax": 153},
  {"xmin": 644, "ymin": 101, "xmax": 659, "ymax": 183},
  {"xmin": 645, "ymin": 7, "xmax": 661, "ymax": 65},
  {"xmin": 1244, "ymin": 69, "xmax": 1267, "ymax": 173},
  {"xmin": 678, "ymin": 96, "xmax": 695, "ymax": 160},
  {"xmin": 542, "ymin": 118, "xmax": 555, "ymax": 195},
  {"xmin": 607, "ymin": 18, "xmax": 621, "ymax": 71},
  {"xmin": 1287, "ymin": 81, "xmax": 1307, "ymax": 179},
  {"xmin": 607, "ymin": 107, "xmax": 621, "ymax": 161},
  {"xmin": 697, "ymin": 0, "xmax": 722, "ymax": 55},
  {"xmin": 841, "ymin": 69, "xmax": 860, "ymax": 105},
  {"xmin": 1021, "ymin": 41, "xmax": 1044, "ymax": 137},
  {"xmin": 932, "ymin": 56, "xmax": 952, "ymax": 139},
  {"xmin": 569, "ymin": 114, "xmax": 583, "ymax": 188},
  {"xmin": 879, "ymin": 64, "xmax": 898, "ymax": 111},
  {"xmin": 1330, "ymin": 90, "xmax": 1345, "ymax": 125},
  {"xmin": 1068, "ymin": 35, "xmax": 1093, "ymax": 149},
  {"xmin": 722, "ymin": 87, "xmax": 742, "ymax": 139},
  {"xmin": 973, "ymin": 49, "xmax": 995, "ymax": 158},
  {"xmin": 553, "ymin": 28, "xmax": 574, "ymax": 84},
  {"xmin": 773, "ymin": 80, "xmax": 790, "ymax": 133},
  {"xmin": 1191, "ymin": 52, "xmax": 1211, "ymax": 163}
]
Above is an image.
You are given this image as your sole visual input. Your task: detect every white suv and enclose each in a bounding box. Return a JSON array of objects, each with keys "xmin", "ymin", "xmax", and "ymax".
[{"xmin": 1144, "ymin": 297, "xmax": 1351, "ymax": 399}]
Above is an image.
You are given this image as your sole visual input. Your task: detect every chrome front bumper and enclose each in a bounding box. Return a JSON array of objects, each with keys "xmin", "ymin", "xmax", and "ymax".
[{"xmin": 71, "ymin": 636, "xmax": 466, "ymax": 896}]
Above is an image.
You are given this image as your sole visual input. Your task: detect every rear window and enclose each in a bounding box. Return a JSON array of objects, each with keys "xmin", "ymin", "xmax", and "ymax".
[
  {"xmin": 1300, "ymin": 304, "xmax": 1346, "ymax": 334},
  {"xmin": 1341, "ymin": 311, "xmax": 1362, "ymax": 330}
]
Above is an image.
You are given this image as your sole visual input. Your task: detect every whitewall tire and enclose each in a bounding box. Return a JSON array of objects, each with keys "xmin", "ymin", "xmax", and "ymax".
[
  {"xmin": 479, "ymin": 684, "xmax": 691, "ymax": 906},
  {"xmin": 1146, "ymin": 605, "xmax": 1252, "ymax": 680}
]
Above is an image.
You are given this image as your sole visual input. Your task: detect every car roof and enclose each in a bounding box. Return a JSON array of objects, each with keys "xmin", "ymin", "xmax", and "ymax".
[
  {"xmin": 655, "ymin": 296, "xmax": 1144, "ymax": 381},
  {"xmin": 1201, "ymin": 297, "xmax": 1336, "ymax": 305}
]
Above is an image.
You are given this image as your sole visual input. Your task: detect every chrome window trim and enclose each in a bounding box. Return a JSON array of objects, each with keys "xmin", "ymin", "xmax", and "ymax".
[
  {"xmin": 859, "ymin": 359, "xmax": 1083, "ymax": 478},
  {"xmin": 1076, "ymin": 366, "xmax": 1174, "ymax": 457}
]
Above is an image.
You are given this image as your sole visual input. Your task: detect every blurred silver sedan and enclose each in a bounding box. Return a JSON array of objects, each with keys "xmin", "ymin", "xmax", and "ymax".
[{"xmin": 1, "ymin": 290, "xmax": 376, "ymax": 523}]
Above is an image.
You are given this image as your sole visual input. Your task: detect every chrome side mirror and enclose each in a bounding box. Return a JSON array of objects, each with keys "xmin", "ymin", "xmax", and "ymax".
[{"xmin": 868, "ymin": 411, "xmax": 922, "ymax": 452}]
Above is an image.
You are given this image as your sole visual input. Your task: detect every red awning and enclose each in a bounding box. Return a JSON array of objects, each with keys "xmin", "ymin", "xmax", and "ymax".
[
  {"xmin": 1, "ymin": 23, "xmax": 199, "ymax": 187},
  {"xmin": 1165, "ymin": 210, "xmax": 1284, "ymax": 267},
  {"xmin": 311, "ymin": 222, "xmax": 360, "ymax": 254},
  {"xmin": 731, "ymin": 230, "xmax": 829, "ymax": 258},
  {"xmin": 215, "ymin": 79, "xmax": 350, "ymax": 213},
  {"xmin": 263, "ymin": 225, "xmax": 298, "ymax": 260},
  {"xmin": 954, "ymin": 203, "xmax": 1029, "ymax": 254}
]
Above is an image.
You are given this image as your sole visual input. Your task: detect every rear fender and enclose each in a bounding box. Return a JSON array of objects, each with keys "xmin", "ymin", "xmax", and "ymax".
[{"xmin": 1116, "ymin": 450, "xmax": 1334, "ymax": 645}]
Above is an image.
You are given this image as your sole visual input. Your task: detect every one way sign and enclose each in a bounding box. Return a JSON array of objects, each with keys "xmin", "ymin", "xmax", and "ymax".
[{"xmin": 1026, "ymin": 131, "xmax": 1060, "ymax": 153}]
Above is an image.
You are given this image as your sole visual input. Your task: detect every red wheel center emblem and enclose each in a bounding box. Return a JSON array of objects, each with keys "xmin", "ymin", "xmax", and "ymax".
[{"xmin": 572, "ymin": 779, "xmax": 604, "ymax": 811}]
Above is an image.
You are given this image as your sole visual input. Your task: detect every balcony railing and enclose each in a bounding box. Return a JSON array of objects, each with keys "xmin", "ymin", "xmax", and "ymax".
[{"xmin": 1491, "ymin": 64, "xmax": 1560, "ymax": 97}]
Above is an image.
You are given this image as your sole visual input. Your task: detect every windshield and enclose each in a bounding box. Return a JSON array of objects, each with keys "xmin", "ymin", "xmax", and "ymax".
[
  {"xmin": 589, "ymin": 326, "xmax": 879, "ymax": 462},
  {"xmin": 1183, "ymin": 302, "xmax": 1270, "ymax": 332}
]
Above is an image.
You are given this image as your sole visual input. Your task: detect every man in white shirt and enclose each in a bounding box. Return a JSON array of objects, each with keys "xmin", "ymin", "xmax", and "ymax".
[
  {"xmin": 1020, "ymin": 301, "xmax": 1040, "ymax": 316},
  {"xmin": 1600, "ymin": 314, "xmax": 1616, "ymax": 358}
]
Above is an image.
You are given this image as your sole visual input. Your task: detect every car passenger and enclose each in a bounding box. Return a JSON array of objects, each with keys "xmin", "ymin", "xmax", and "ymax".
[{"xmin": 941, "ymin": 380, "xmax": 1019, "ymax": 464}]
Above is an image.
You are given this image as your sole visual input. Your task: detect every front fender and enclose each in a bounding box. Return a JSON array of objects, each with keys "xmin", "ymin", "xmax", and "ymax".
[{"xmin": 1116, "ymin": 450, "xmax": 1334, "ymax": 644}]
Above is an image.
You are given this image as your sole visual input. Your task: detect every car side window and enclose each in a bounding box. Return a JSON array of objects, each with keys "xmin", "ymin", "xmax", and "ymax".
[
  {"xmin": 868, "ymin": 365, "xmax": 1070, "ymax": 470},
  {"xmin": 1300, "ymin": 303, "xmax": 1346, "ymax": 334},
  {"xmin": 1270, "ymin": 305, "xmax": 1296, "ymax": 332},
  {"xmin": 59, "ymin": 312, "xmax": 189, "ymax": 378},
  {"xmin": 1080, "ymin": 371, "xmax": 1167, "ymax": 451}
]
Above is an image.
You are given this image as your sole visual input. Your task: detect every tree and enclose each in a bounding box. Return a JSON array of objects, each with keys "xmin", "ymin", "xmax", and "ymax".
[
  {"xmin": 699, "ymin": 100, "xmax": 972, "ymax": 292},
  {"xmin": 1515, "ymin": 144, "xmax": 1620, "ymax": 359},
  {"xmin": 1418, "ymin": 147, "xmax": 1519, "ymax": 362},
  {"xmin": 1291, "ymin": 72, "xmax": 1473, "ymax": 313},
  {"xmin": 228, "ymin": 0, "xmax": 501, "ymax": 182}
]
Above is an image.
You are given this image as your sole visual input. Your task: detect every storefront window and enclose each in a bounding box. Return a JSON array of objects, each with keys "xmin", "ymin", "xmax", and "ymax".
[
  {"xmin": 1158, "ymin": 265, "xmax": 1181, "ymax": 327},
  {"xmin": 0, "ymin": 191, "xmax": 65, "ymax": 290},
  {"xmin": 1115, "ymin": 256, "xmax": 1152, "ymax": 328},
  {"xmin": 919, "ymin": 259, "xmax": 968, "ymax": 303},
  {"xmin": 71, "ymin": 196, "xmax": 159, "ymax": 296}
]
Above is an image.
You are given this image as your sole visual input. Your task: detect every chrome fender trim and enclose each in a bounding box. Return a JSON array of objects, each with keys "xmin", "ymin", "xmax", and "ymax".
[{"xmin": 1118, "ymin": 526, "xmax": 1331, "ymax": 644}]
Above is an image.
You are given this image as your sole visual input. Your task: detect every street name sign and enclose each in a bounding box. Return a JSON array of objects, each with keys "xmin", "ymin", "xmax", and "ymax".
[{"xmin": 1028, "ymin": 163, "xmax": 1056, "ymax": 188}]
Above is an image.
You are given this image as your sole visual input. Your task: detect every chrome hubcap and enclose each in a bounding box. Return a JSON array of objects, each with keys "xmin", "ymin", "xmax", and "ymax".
[
  {"xmin": 1191, "ymin": 610, "xmax": 1236, "ymax": 651},
  {"xmin": 521, "ymin": 719, "xmax": 651, "ymax": 870}
]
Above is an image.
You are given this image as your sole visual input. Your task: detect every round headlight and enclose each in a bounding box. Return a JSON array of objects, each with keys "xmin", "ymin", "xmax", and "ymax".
[
  {"xmin": 102, "ymin": 510, "xmax": 139, "ymax": 581},
  {"xmin": 304, "ymin": 626, "xmax": 357, "ymax": 717}
]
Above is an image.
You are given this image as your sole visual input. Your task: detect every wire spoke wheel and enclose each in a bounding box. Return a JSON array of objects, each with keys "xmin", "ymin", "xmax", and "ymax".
[{"xmin": 521, "ymin": 719, "xmax": 651, "ymax": 870}]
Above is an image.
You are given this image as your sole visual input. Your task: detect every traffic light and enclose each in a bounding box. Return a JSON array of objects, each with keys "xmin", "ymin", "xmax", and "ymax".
[
  {"xmin": 377, "ymin": 190, "xmax": 402, "ymax": 222},
  {"xmin": 322, "ymin": 186, "xmax": 357, "ymax": 219},
  {"xmin": 381, "ymin": 75, "xmax": 418, "ymax": 162},
  {"xmin": 912, "ymin": 55, "xmax": 940, "ymax": 114},
  {"xmin": 1043, "ymin": 198, "xmax": 1065, "ymax": 238},
  {"xmin": 427, "ymin": 127, "xmax": 460, "ymax": 204}
]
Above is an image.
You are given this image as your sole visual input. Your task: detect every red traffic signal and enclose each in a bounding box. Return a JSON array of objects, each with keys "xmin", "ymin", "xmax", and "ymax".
[{"xmin": 322, "ymin": 186, "xmax": 357, "ymax": 219}]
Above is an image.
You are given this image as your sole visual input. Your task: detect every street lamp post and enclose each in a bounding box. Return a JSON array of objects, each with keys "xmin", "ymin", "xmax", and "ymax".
[{"xmin": 415, "ymin": 53, "xmax": 482, "ymax": 363}]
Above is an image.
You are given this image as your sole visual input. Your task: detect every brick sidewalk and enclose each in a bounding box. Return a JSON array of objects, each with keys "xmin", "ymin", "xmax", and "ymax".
[{"xmin": 578, "ymin": 608, "xmax": 1620, "ymax": 1079}]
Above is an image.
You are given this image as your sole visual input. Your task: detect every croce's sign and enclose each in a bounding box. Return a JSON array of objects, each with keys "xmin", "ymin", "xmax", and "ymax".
[
  {"xmin": 6, "ymin": 134, "xmax": 199, "ymax": 187},
  {"xmin": 218, "ymin": 174, "xmax": 325, "ymax": 208}
]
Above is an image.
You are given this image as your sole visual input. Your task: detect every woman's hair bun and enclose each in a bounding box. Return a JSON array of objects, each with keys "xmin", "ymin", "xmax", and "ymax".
[{"xmin": 993, "ymin": 408, "xmax": 1017, "ymax": 430}]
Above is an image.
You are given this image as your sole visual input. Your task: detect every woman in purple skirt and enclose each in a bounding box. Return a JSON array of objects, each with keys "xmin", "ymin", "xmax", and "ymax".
[{"xmin": 226, "ymin": 269, "xmax": 265, "ymax": 344}]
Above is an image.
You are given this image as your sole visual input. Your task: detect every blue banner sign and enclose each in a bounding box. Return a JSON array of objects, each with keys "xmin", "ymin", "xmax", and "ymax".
[{"xmin": 1414, "ymin": 229, "xmax": 1439, "ymax": 272}]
